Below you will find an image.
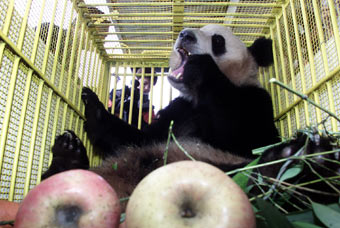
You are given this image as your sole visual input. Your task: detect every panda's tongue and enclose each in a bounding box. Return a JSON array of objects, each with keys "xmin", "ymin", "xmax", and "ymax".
[{"xmin": 171, "ymin": 58, "xmax": 187, "ymax": 80}]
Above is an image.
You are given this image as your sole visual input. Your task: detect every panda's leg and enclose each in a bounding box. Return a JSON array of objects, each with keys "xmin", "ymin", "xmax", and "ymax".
[
  {"xmin": 41, "ymin": 130, "xmax": 89, "ymax": 180},
  {"xmin": 81, "ymin": 87, "xmax": 146, "ymax": 156}
]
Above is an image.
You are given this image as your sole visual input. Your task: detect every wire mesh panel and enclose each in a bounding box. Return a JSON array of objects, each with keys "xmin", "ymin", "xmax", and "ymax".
[{"xmin": 0, "ymin": 0, "xmax": 105, "ymax": 201}]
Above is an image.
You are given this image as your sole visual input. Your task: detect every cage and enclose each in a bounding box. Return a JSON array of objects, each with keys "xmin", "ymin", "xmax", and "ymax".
[{"xmin": 0, "ymin": 0, "xmax": 339, "ymax": 203}]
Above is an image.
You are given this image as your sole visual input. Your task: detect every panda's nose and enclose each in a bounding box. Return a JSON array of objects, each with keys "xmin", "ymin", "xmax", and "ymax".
[{"xmin": 179, "ymin": 30, "xmax": 197, "ymax": 44}]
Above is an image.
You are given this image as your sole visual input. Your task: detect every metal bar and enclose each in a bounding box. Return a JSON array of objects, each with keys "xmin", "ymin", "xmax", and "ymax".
[
  {"xmin": 89, "ymin": 22, "xmax": 271, "ymax": 28},
  {"xmin": 78, "ymin": 2, "xmax": 282, "ymax": 7},
  {"xmin": 24, "ymin": 80, "xmax": 44, "ymax": 196},
  {"xmin": 95, "ymin": 32, "xmax": 266, "ymax": 37},
  {"xmin": 17, "ymin": 0, "xmax": 33, "ymax": 50},
  {"xmin": 8, "ymin": 67, "xmax": 32, "ymax": 201},
  {"xmin": 119, "ymin": 64, "xmax": 127, "ymax": 119},
  {"xmin": 275, "ymin": 17, "xmax": 289, "ymax": 110},
  {"xmin": 270, "ymin": 27, "xmax": 282, "ymax": 114},
  {"xmin": 111, "ymin": 62, "xmax": 119, "ymax": 115},
  {"xmin": 312, "ymin": 0, "xmax": 329, "ymax": 75},
  {"xmin": 299, "ymin": 0, "xmax": 320, "ymax": 124},
  {"xmin": 290, "ymin": 1, "xmax": 309, "ymax": 125},
  {"xmin": 58, "ymin": 7, "xmax": 75, "ymax": 92},
  {"xmin": 51, "ymin": 0, "xmax": 68, "ymax": 85},
  {"xmin": 48, "ymin": 97, "xmax": 61, "ymax": 166},
  {"xmin": 101, "ymin": 62, "xmax": 110, "ymax": 110},
  {"xmin": 98, "ymin": 16, "xmax": 269, "ymax": 23},
  {"xmin": 159, "ymin": 67, "xmax": 165, "ymax": 110},
  {"xmin": 2, "ymin": 0, "xmax": 15, "ymax": 36},
  {"xmin": 90, "ymin": 49, "xmax": 99, "ymax": 91},
  {"xmin": 30, "ymin": 0, "xmax": 47, "ymax": 63},
  {"xmin": 77, "ymin": 30, "xmax": 91, "ymax": 111},
  {"xmin": 148, "ymin": 67, "xmax": 155, "ymax": 124},
  {"xmin": 41, "ymin": 0, "xmax": 59, "ymax": 74},
  {"xmin": 299, "ymin": 0, "xmax": 317, "ymax": 86},
  {"xmin": 326, "ymin": 82, "xmax": 338, "ymax": 131},
  {"xmin": 98, "ymin": 39, "xmax": 172, "ymax": 43},
  {"xmin": 282, "ymin": 6, "xmax": 297, "ymax": 101},
  {"xmin": 101, "ymin": 47, "xmax": 172, "ymax": 51},
  {"xmin": 72, "ymin": 22, "xmax": 86, "ymax": 104},
  {"xmin": 0, "ymin": 45, "xmax": 6, "ymax": 169},
  {"xmin": 37, "ymin": 89, "xmax": 53, "ymax": 183},
  {"xmin": 85, "ymin": 40, "xmax": 95, "ymax": 88},
  {"xmin": 327, "ymin": 0, "xmax": 340, "ymax": 64},
  {"xmin": 138, "ymin": 68, "xmax": 145, "ymax": 130},
  {"xmin": 66, "ymin": 15, "xmax": 81, "ymax": 99},
  {"xmin": 128, "ymin": 67, "xmax": 137, "ymax": 125},
  {"xmin": 85, "ymin": 12, "xmax": 275, "ymax": 18},
  {"xmin": 60, "ymin": 103, "xmax": 68, "ymax": 134}
]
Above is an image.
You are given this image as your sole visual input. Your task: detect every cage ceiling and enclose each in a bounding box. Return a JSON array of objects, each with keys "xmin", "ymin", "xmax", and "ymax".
[{"xmin": 78, "ymin": 0, "xmax": 281, "ymax": 63}]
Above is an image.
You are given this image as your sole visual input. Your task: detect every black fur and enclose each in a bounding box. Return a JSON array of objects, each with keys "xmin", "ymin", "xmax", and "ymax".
[
  {"xmin": 212, "ymin": 34, "xmax": 226, "ymax": 56},
  {"xmin": 82, "ymin": 54, "xmax": 279, "ymax": 158},
  {"xmin": 248, "ymin": 37, "xmax": 273, "ymax": 67},
  {"xmin": 42, "ymin": 52, "xmax": 340, "ymax": 211}
]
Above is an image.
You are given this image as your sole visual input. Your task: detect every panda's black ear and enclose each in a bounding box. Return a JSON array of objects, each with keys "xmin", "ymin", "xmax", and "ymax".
[{"xmin": 248, "ymin": 37, "xmax": 273, "ymax": 67}]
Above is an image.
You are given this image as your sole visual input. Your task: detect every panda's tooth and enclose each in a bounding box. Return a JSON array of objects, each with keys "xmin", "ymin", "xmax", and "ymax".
[
  {"xmin": 176, "ymin": 73, "xmax": 182, "ymax": 79},
  {"xmin": 188, "ymin": 52, "xmax": 192, "ymax": 56}
]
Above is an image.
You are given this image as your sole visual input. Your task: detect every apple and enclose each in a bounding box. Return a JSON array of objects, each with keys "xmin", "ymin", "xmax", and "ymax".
[
  {"xmin": 125, "ymin": 161, "xmax": 255, "ymax": 228},
  {"xmin": 14, "ymin": 169, "xmax": 121, "ymax": 228}
]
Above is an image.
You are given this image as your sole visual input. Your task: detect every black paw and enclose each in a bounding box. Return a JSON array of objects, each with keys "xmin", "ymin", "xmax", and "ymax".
[
  {"xmin": 82, "ymin": 87, "xmax": 99, "ymax": 105},
  {"xmin": 182, "ymin": 54, "xmax": 224, "ymax": 89},
  {"xmin": 41, "ymin": 130, "xmax": 89, "ymax": 180}
]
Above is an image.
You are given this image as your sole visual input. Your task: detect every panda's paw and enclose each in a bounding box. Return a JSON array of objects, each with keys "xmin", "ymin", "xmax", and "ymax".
[
  {"xmin": 42, "ymin": 130, "xmax": 89, "ymax": 180},
  {"xmin": 82, "ymin": 87, "xmax": 100, "ymax": 106},
  {"xmin": 52, "ymin": 130, "xmax": 89, "ymax": 167},
  {"xmin": 183, "ymin": 54, "xmax": 221, "ymax": 83}
]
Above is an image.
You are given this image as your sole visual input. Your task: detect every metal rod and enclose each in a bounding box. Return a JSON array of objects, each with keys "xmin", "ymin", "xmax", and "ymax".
[{"xmin": 270, "ymin": 78, "xmax": 340, "ymax": 123}]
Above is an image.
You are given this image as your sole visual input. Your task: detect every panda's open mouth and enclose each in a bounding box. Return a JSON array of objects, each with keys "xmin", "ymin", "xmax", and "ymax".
[{"xmin": 169, "ymin": 48, "xmax": 191, "ymax": 81}]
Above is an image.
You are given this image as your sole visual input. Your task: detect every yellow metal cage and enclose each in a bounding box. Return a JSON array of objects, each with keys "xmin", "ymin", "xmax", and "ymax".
[{"xmin": 0, "ymin": 0, "xmax": 339, "ymax": 202}]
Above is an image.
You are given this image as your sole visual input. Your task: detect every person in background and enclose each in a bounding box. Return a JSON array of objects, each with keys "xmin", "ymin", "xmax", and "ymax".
[{"xmin": 108, "ymin": 67, "xmax": 158, "ymax": 128}]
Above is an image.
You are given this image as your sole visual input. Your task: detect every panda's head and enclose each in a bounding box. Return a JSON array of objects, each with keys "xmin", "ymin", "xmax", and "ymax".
[{"xmin": 169, "ymin": 24, "xmax": 273, "ymax": 93}]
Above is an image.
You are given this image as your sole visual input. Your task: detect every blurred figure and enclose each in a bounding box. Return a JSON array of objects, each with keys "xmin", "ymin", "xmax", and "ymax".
[{"xmin": 108, "ymin": 68, "xmax": 158, "ymax": 128}]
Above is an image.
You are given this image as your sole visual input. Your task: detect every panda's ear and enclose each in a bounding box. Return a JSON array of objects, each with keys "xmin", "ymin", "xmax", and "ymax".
[{"xmin": 248, "ymin": 37, "xmax": 273, "ymax": 67}]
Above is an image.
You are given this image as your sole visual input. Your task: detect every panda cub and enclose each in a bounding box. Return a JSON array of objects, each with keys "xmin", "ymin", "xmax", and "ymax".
[
  {"xmin": 43, "ymin": 25, "xmax": 339, "ymax": 206},
  {"xmin": 43, "ymin": 24, "xmax": 279, "ymax": 197}
]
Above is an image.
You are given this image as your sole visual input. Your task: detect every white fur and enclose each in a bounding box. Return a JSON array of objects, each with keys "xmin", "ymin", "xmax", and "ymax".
[{"xmin": 172, "ymin": 24, "xmax": 261, "ymax": 87}]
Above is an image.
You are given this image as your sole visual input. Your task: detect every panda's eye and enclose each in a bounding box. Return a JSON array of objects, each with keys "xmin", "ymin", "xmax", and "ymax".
[{"xmin": 212, "ymin": 34, "xmax": 226, "ymax": 56}]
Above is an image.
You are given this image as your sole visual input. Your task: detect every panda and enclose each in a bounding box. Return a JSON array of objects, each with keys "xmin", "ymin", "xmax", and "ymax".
[{"xmin": 42, "ymin": 24, "xmax": 340, "ymax": 209}]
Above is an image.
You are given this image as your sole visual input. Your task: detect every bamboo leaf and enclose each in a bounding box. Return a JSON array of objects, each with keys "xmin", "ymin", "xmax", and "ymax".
[
  {"xmin": 292, "ymin": 221, "xmax": 323, "ymax": 228},
  {"xmin": 232, "ymin": 157, "xmax": 259, "ymax": 192},
  {"xmin": 312, "ymin": 202, "xmax": 340, "ymax": 228},
  {"xmin": 280, "ymin": 165, "xmax": 303, "ymax": 182},
  {"xmin": 256, "ymin": 198, "xmax": 295, "ymax": 228}
]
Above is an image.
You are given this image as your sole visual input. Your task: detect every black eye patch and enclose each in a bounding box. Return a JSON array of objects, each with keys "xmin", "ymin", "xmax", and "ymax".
[{"xmin": 212, "ymin": 34, "xmax": 226, "ymax": 56}]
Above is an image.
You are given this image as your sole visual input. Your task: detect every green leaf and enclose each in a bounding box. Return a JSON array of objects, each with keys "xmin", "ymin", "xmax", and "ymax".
[
  {"xmin": 232, "ymin": 157, "xmax": 259, "ymax": 192},
  {"xmin": 120, "ymin": 213, "xmax": 126, "ymax": 223},
  {"xmin": 252, "ymin": 140, "xmax": 287, "ymax": 155},
  {"xmin": 256, "ymin": 198, "xmax": 295, "ymax": 228},
  {"xmin": 292, "ymin": 221, "xmax": 323, "ymax": 228},
  {"xmin": 286, "ymin": 209, "xmax": 314, "ymax": 224},
  {"xmin": 280, "ymin": 165, "xmax": 303, "ymax": 182},
  {"xmin": 312, "ymin": 202, "xmax": 340, "ymax": 228},
  {"xmin": 112, "ymin": 162, "xmax": 118, "ymax": 170}
]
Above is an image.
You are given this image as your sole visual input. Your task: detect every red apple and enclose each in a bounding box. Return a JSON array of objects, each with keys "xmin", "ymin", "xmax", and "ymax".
[
  {"xmin": 125, "ymin": 161, "xmax": 255, "ymax": 228},
  {"xmin": 14, "ymin": 169, "xmax": 121, "ymax": 228}
]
